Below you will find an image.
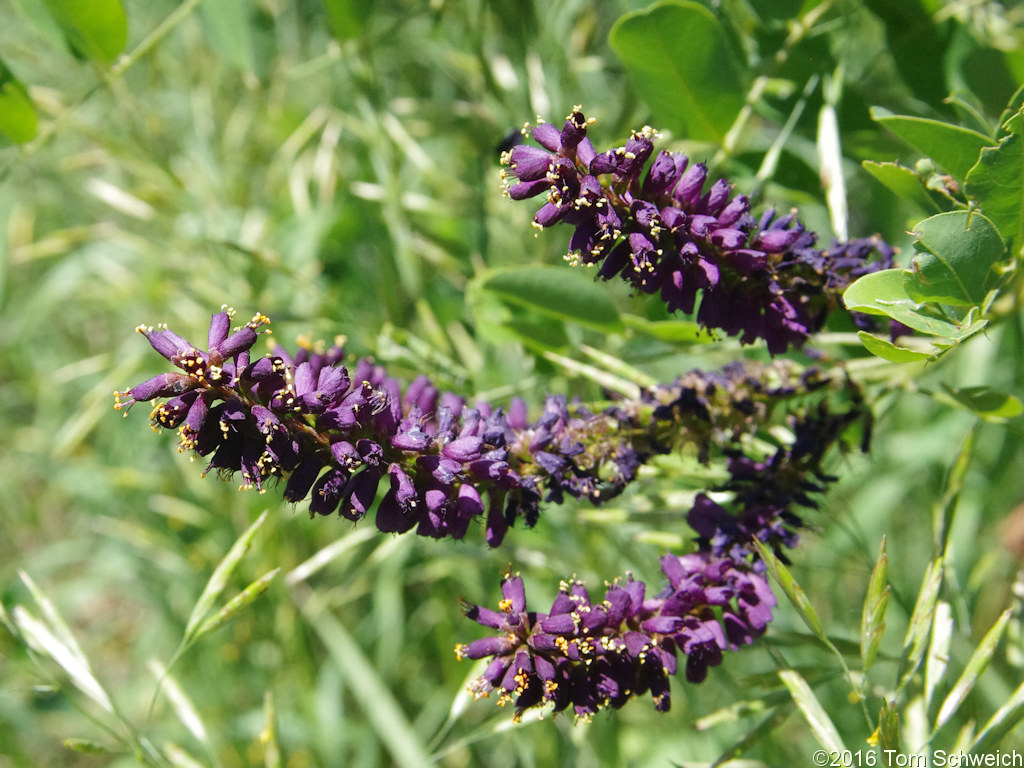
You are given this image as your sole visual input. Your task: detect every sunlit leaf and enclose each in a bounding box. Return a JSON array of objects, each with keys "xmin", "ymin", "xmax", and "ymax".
[
  {"xmin": 753, "ymin": 541, "xmax": 828, "ymax": 646},
  {"xmin": 0, "ymin": 59, "xmax": 37, "ymax": 144},
  {"xmin": 965, "ymin": 111, "xmax": 1024, "ymax": 247},
  {"xmin": 905, "ymin": 211, "xmax": 1006, "ymax": 306},
  {"xmin": 843, "ymin": 268, "xmax": 962, "ymax": 338},
  {"xmin": 609, "ymin": 0, "xmax": 747, "ymax": 142},
  {"xmin": 862, "ymin": 161, "xmax": 942, "ymax": 215},
  {"xmin": 41, "ymin": 0, "xmax": 128, "ymax": 63},
  {"xmin": 856, "ymin": 331, "xmax": 933, "ymax": 362},
  {"xmin": 871, "ymin": 108, "xmax": 996, "ymax": 179}
]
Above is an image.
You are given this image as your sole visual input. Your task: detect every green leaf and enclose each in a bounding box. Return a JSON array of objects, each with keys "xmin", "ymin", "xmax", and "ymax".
[
  {"xmin": 778, "ymin": 669, "xmax": 847, "ymax": 755},
  {"xmin": 322, "ymin": 0, "xmax": 365, "ymax": 42},
  {"xmin": 609, "ymin": 1, "xmax": 746, "ymax": 142},
  {"xmin": 935, "ymin": 609, "xmax": 1012, "ymax": 731},
  {"xmin": 871, "ymin": 108, "xmax": 997, "ymax": 179},
  {"xmin": 860, "ymin": 536, "xmax": 891, "ymax": 671},
  {"xmin": 856, "ymin": 331, "xmax": 933, "ymax": 363},
  {"xmin": 934, "ymin": 384, "xmax": 1024, "ymax": 422},
  {"xmin": 0, "ymin": 59, "xmax": 38, "ymax": 144},
  {"xmin": 480, "ymin": 266, "xmax": 623, "ymax": 334},
  {"xmin": 862, "ymin": 161, "xmax": 942, "ymax": 215},
  {"xmin": 843, "ymin": 268, "xmax": 961, "ymax": 338},
  {"xmin": 622, "ymin": 314, "xmax": 705, "ymax": 342},
  {"xmin": 965, "ymin": 111, "xmax": 1024, "ymax": 247},
  {"xmin": 63, "ymin": 739, "xmax": 114, "ymax": 755},
  {"xmin": 41, "ymin": 0, "xmax": 128, "ymax": 63},
  {"xmin": 199, "ymin": 2, "xmax": 255, "ymax": 74},
  {"xmin": 906, "ymin": 211, "xmax": 1006, "ymax": 306}
]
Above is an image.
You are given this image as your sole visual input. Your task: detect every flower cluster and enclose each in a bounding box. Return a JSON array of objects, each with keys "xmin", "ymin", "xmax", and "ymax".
[
  {"xmin": 456, "ymin": 554, "xmax": 775, "ymax": 720},
  {"xmin": 502, "ymin": 106, "xmax": 894, "ymax": 353},
  {"xmin": 117, "ymin": 309, "xmax": 869, "ymax": 722},
  {"xmin": 116, "ymin": 310, "xmax": 864, "ymax": 551}
]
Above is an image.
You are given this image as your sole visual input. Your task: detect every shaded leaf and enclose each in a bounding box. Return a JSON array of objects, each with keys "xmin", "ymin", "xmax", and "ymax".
[
  {"xmin": 862, "ymin": 161, "xmax": 942, "ymax": 215},
  {"xmin": 906, "ymin": 211, "xmax": 1006, "ymax": 306},
  {"xmin": 41, "ymin": 0, "xmax": 128, "ymax": 63},
  {"xmin": 933, "ymin": 384, "xmax": 1024, "ymax": 422},
  {"xmin": 480, "ymin": 266, "xmax": 623, "ymax": 334},
  {"xmin": 0, "ymin": 59, "xmax": 37, "ymax": 144},
  {"xmin": 965, "ymin": 111, "xmax": 1024, "ymax": 247},
  {"xmin": 609, "ymin": 1, "xmax": 746, "ymax": 142},
  {"xmin": 872, "ymin": 108, "xmax": 996, "ymax": 179}
]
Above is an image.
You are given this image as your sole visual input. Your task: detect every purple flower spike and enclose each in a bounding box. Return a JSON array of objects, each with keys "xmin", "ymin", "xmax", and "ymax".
[
  {"xmin": 503, "ymin": 107, "xmax": 896, "ymax": 353},
  {"xmin": 458, "ymin": 554, "xmax": 777, "ymax": 720}
]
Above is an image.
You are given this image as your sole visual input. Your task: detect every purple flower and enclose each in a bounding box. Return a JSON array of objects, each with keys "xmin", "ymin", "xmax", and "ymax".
[
  {"xmin": 503, "ymin": 107, "xmax": 895, "ymax": 354},
  {"xmin": 457, "ymin": 554, "xmax": 776, "ymax": 719}
]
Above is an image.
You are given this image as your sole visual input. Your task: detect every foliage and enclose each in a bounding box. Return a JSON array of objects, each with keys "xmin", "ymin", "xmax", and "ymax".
[{"xmin": 1, "ymin": 1, "xmax": 1024, "ymax": 766}]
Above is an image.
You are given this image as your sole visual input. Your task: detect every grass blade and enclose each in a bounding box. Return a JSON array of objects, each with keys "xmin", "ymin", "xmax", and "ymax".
[
  {"xmin": 779, "ymin": 669, "xmax": 847, "ymax": 754},
  {"xmin": 292, "ymin": 586, "xmax": 434, "ymax": 768},
  {"xmin": 924, "ymin": 601, "xmax": 953, "ymax": 712},
  {"xmin": 753, "ymin": 541, "xmax": 828, "ymax": 645},
  {"xmin": 934, "ymin": 609, "xmax": 1012, "ymax": 731},
  {"xmin": 193, "ymin": 568, "xmax": 280, "ymax": 640},
  {"xmin": 898, "ymin": 555, "xmax": 945, "ymax": 692},
  {"xmin": 261, "ymin": 691, "xmax": 281, "ymax": 768},
  {"xmin": 147, "ymin": 660, "xmax": 210, "ymax": 751},
  {"xmin": 971, "ymin": 679, "xmax": 1024, "ymax": 753},
  {"xmin": 184, "ymin": 509, "xmax": 268, "ymax": 642},
  {"xmin": 11, "ymin": 604, "xmax": 114, "ymax": 714}
]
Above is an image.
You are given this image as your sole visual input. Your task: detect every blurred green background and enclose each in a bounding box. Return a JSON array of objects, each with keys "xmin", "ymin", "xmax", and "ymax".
[{"xmin": 2, "ymin": 1, "xmax": 1024, "ymax": 766}]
